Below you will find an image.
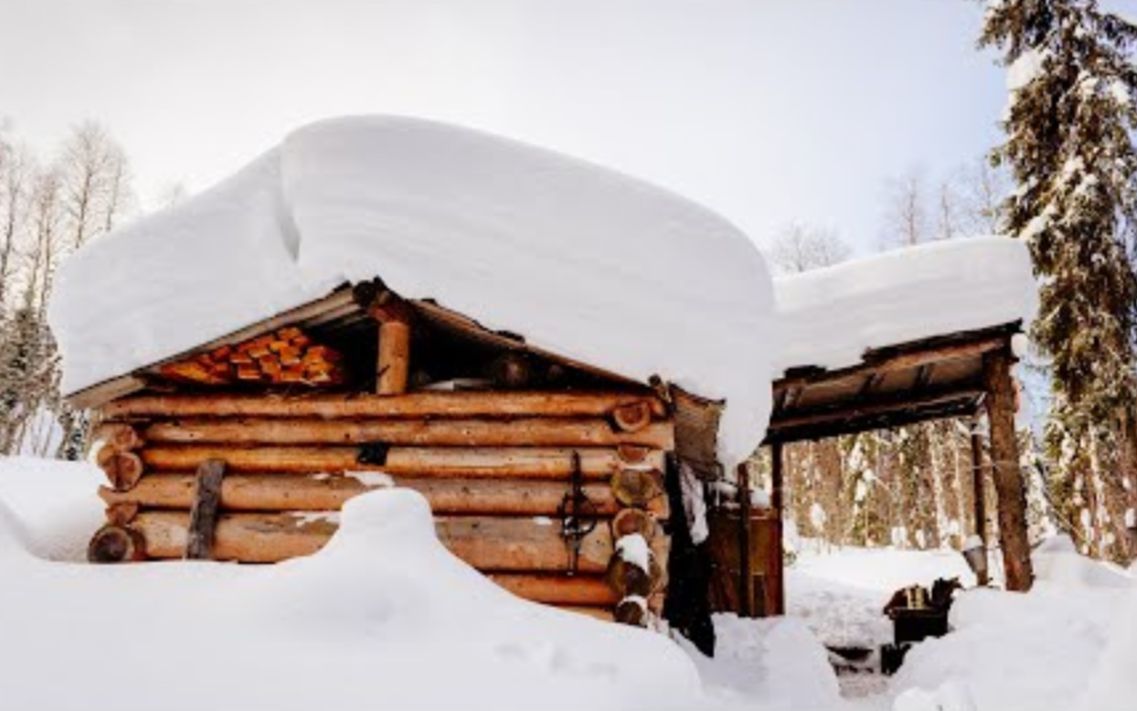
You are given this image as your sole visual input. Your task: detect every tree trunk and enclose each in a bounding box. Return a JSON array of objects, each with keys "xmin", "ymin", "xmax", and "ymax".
[{"xmin": 983, "ymin": 348, "xmax": 1034, "ymax": 591}]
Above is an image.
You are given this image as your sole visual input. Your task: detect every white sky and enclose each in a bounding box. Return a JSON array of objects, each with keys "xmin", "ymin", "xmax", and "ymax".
[{"xmin": 0, "ymin": 0, "xmax": 1007, "ymax": 253}]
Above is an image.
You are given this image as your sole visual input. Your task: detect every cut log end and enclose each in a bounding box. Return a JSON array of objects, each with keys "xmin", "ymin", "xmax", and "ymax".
[
  {"xmin": 605, "ymin": 554, "xmax": 663, "ymax": 597},
  {"xmin": 96, "ymin": 423, "xmax": 145, "ymax": 451},
  {"xmin": 87, "ymin": 525, "xmax": 146, "ymax": 563},
  {"xmin": 612, "ymin": 508, "xmax": 656, "ymax": 540},
  {"xmin": 612, "ymin": 402, "xmax": 652, "ymax": 433},
  {"xmin": 610, "ymin": 468, "xmax": 664, "ymax": 507},
  {"xmin": 97, "ymin": 447, "xmax": 144, "ymax": 491},
  {"xmin": 614, "ymin": 596, "xmax": 648, "ymax": 627},
  {"xmin": 105, "ymin": 501, "xmax": 139, "ymax": 526}
]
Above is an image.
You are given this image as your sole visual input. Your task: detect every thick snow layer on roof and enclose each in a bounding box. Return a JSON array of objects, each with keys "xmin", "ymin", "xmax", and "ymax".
[
  {"xmin": 49, "ymin": 116, "xmax": 774, "ymax": 466},
  {"xmin": 773, "ymin": 236, "xmax": 1037, "ymax": 375}
]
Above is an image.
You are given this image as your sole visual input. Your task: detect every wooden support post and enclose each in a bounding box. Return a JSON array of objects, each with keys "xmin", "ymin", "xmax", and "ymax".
[
  {"xmin": 969, "ymin": 426, "xmax": 990, "ymax": 586},
  {"xmin": 185, "ymin": 459, "xmax": 226, "ymax": 560},
  {"xmin": 368, "ymin": 296, "xmax": 413, "ymax": 396},
  {"xmin": 737, "ymin": 462, "xmax": 753, "ymax": 617},
  {"xmin": 983, "ymin": 348, "xmax": 1034, "ymax": 591},
  {"xmin": 770, "ymin": 440, "xmax": 785, "ymax": 615}
]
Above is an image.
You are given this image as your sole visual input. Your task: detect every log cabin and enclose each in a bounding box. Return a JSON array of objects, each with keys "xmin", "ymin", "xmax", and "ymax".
[
  {"xmin": 49, "ymin": 116, "xmax": 774, "ymax": 643},
  {"xmin": 49, "ymin": 117, "xmax": 1038, "ymax": 652}
]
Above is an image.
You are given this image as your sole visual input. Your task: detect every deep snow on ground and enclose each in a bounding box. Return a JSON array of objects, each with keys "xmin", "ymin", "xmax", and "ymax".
[
  {"xmin": 787, "ymin": 539, "xmax": 1135, "ymax": 711},
  {"xmin": 0, "ymin": 458, "xmax": 706, "ymax": 711},
  {"xmin": 2, "ymin": 456, "xmax": 1134, "ymax": 711}
]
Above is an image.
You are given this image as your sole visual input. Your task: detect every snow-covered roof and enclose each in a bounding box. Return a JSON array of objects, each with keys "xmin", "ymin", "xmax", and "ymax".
[
  {"xmin": 772, "ymin": 236, "xmax": 1037, "ymax": 376},
  {"xmin": 48, "ymin": 116, "xmax": 774, "ymax": 466}
]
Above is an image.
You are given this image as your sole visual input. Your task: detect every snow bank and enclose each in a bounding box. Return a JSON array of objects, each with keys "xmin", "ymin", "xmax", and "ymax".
[
  {"xmin": 1079, "ymin": 589, "xmax": 1137, "ymax": 711},
  {"xmin": 890, "ymin": 543, "xmax": 1134, "ymax": 711},
  {"xmin": 773, "ymin": 236, "xmax": 1037, "ymax": 374},
  {"xmin": 0, "ymin": 465, "xmax": 706, "ymax": 710},
  {"xmin": 0, "ymin": 455, "xmax": 104, "ymax": 560},
  {"xmin": 679, "ymin": 614, "xmax": 841, "ymax": 711},
  {"xmin": 49, "ymin": 115, "xmax": 774, "ymax": 466}
]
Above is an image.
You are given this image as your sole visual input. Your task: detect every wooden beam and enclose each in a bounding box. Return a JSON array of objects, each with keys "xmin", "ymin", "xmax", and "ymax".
[
  {"xmin": 773, "ymin": 331, "xmax": 1009, "ymax": 398},
  {"xmin": 102, "ymin": 391, "xmax": 666, "ymax": 420},
  {"xmin": 138, "ymin": 445, "xmax": 665, "ymax": 479},
  {"xmin": 914, "ymin": 363, "xmax": 935, "ymax": 391},
  {"xmin": 368, "ymin": 296, "xmax": 413, "ymax": 396},
  {"xmin": 767, "ymin": 387, "xmax": 984, "ymax": 443},
  {"xmin": 488, "ymin": 573, "xmax": 619, "ymax": 606},
  {"xmin": 982, "ymin": 349, "xmax": 1034, "ymax": 591},
  {"xmin": 101, "ymin": 474, "xmax": 620, "ymax": 516},
  {"xmin": 770, "ymin": 440, "xmax": 785, "ymax": 615},
  {"xmin": 859, "ymin": 372, "xmax": 884, "ymax": 396},
  {"xmin": 184, "ymin": 459, "xmax": 225, "ymax": 559},
  {"xmin": 969, "ymin": 427, "xmax": 990, "ymax": 586},
  {"xmin": 139, "ymin": 416, "xmax": 674, "ymax": 449},
  {"xmin": 737, "ymin": 462, "xmax": 753, "ymax": 617},
  {"xmin": 125, "ymin": 512, "xmax": 615, "ymax": 571}
]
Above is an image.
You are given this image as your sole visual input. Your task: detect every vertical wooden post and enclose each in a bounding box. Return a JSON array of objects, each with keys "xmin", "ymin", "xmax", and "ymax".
[
  {"xmin": 969, "ymin": 427, "xmax": 990, "ymax": 586},
  {"xmin": 368, "ymin": 298, "xmax": 413, "ymax": 396},
  {"xmin": 982, "ymin": 347, "xmax": 1034, "ymax": 591},
  {"xmin": 185, "ymin": 458, "xmax": 226, "ymax": 560},
  {"xmin": 770, "ymin": 440, "xmax": 785, "ymax": 614},
  {"xmin": 737, "ymin": 462, "xmax": 753, "ymax": 617}
]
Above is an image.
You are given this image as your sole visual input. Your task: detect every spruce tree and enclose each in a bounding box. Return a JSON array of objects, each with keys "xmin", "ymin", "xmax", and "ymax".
[{"xmin": 980, "ymin": 0, "xmax": 1137, "ymax": 560}]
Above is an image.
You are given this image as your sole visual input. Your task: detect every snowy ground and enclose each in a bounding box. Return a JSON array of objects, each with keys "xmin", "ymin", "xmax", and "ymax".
[{"xmin": 1, "ymin": 455, "xmax": 1133, "ymax": 711}]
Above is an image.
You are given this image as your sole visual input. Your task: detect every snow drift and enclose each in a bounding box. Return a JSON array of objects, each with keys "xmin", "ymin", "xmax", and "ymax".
[
  {"xmin": 773, "ymin": 236, "xmax": 1037, "ymax": 375},
  {"xmin": 889, "ymin": 535, "xmax": 1135, "ymax": 711},
  {"xmin": 48, "ymin": 116, "xmax": 775, "ymax": 465},
  {"xmin": 0, "ymin": 476, "xmax": 706, "ymax": 710}
]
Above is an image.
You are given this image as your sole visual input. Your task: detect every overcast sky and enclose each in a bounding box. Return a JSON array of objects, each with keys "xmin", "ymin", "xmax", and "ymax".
[{"xmin": 1, "ymin": 0, "xmax": 1008, "ymax": 253}]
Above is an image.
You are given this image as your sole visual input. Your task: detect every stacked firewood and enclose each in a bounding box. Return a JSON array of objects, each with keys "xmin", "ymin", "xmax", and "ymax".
[
  {"xmin": 158, "ymin": 327, "xmax": 345, "ymax": 387},
  {"xmin": 88, "ymin": 390, "xmax": 673, "ymax": 625}
]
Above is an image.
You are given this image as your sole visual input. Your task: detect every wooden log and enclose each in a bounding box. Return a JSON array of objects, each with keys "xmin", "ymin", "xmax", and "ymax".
[
  {"xmin": 489, "ymin": 573, "xmax": 619, "ymax": 605},
  {"xmin": 93, "ymin": 423, "xmax": 144, "ymax": 451},
  {"xmin": 371, "ymin": 298, "xmax": 413, "ymax": 395},
  {"xmin": 139, "ymin": 417, "xmax": 674, "ymax": 449},
  {"xmin": 983, "ymin": 348, "xmax": 1034, "ymax": 592},
  {"xmin": 611, "ymin": 508, "xmax": 656, "ymax": 540},
  {"xmin": 101, "ymin": 391, "xmax": 667, "ymax": 420},
  {"xmin": 100, "ymin": 474, "xmax": 620, "ymax": 516},
  {"xmin": 435, "ymin": 516, "xmax": 613, "ymax": 573},
  {"xmin": 96, "ymin": 445, "xmax": 144, "ymax": 491},
  {"xmin": 87, "ymin": 525, "xmax": 146, "ymax": 563},
  {"xmin": 612, "ymin": 402, "xmax": 652, "ymax": 433},
  {"xmin": 126, "ymin": 511, "xmax": 337, "ymax": 562},
  {"xmin": 130, "ymin": 512, "xmax": 613, "ymax": 571},
  {"xmin": 610, "ymin": 468, "xmax": 665, "ymax": 507},
  {"xmin": 105, "ymin": 502, "xmax": 139, "ymax": 526},
  {"xmin": 185, "ymin": 459, "xmax": 225, "ymax": 559},
  {"xmin": 614, "ymin": 596, "xmax": 648, "ymax": 626},
  {"xmin": 559, "ymin": 606, "xmax": 614, "ymax": 622},
  {"xmin": 738, "ymin": 462, "xmax": 754, "ymax": 617},
  {"xmin": 773, "ymin": 333, "xmax": 1009, "ymax": 396},
  {"xmin": 488, "ymin": 352, "xmax": 534, "ymax": 389},
  {"xmin": 139, "ymin": 445, "xmax": 665, "ymax": 479},
  {"xmin": 605, "ymin": 553, "xmax": 664, "ymax": 598}
]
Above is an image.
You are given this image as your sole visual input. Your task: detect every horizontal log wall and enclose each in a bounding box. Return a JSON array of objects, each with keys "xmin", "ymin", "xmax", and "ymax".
[{"xmin": 91, "ymin": 390, "xmax": 673, "ymax": 625}]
